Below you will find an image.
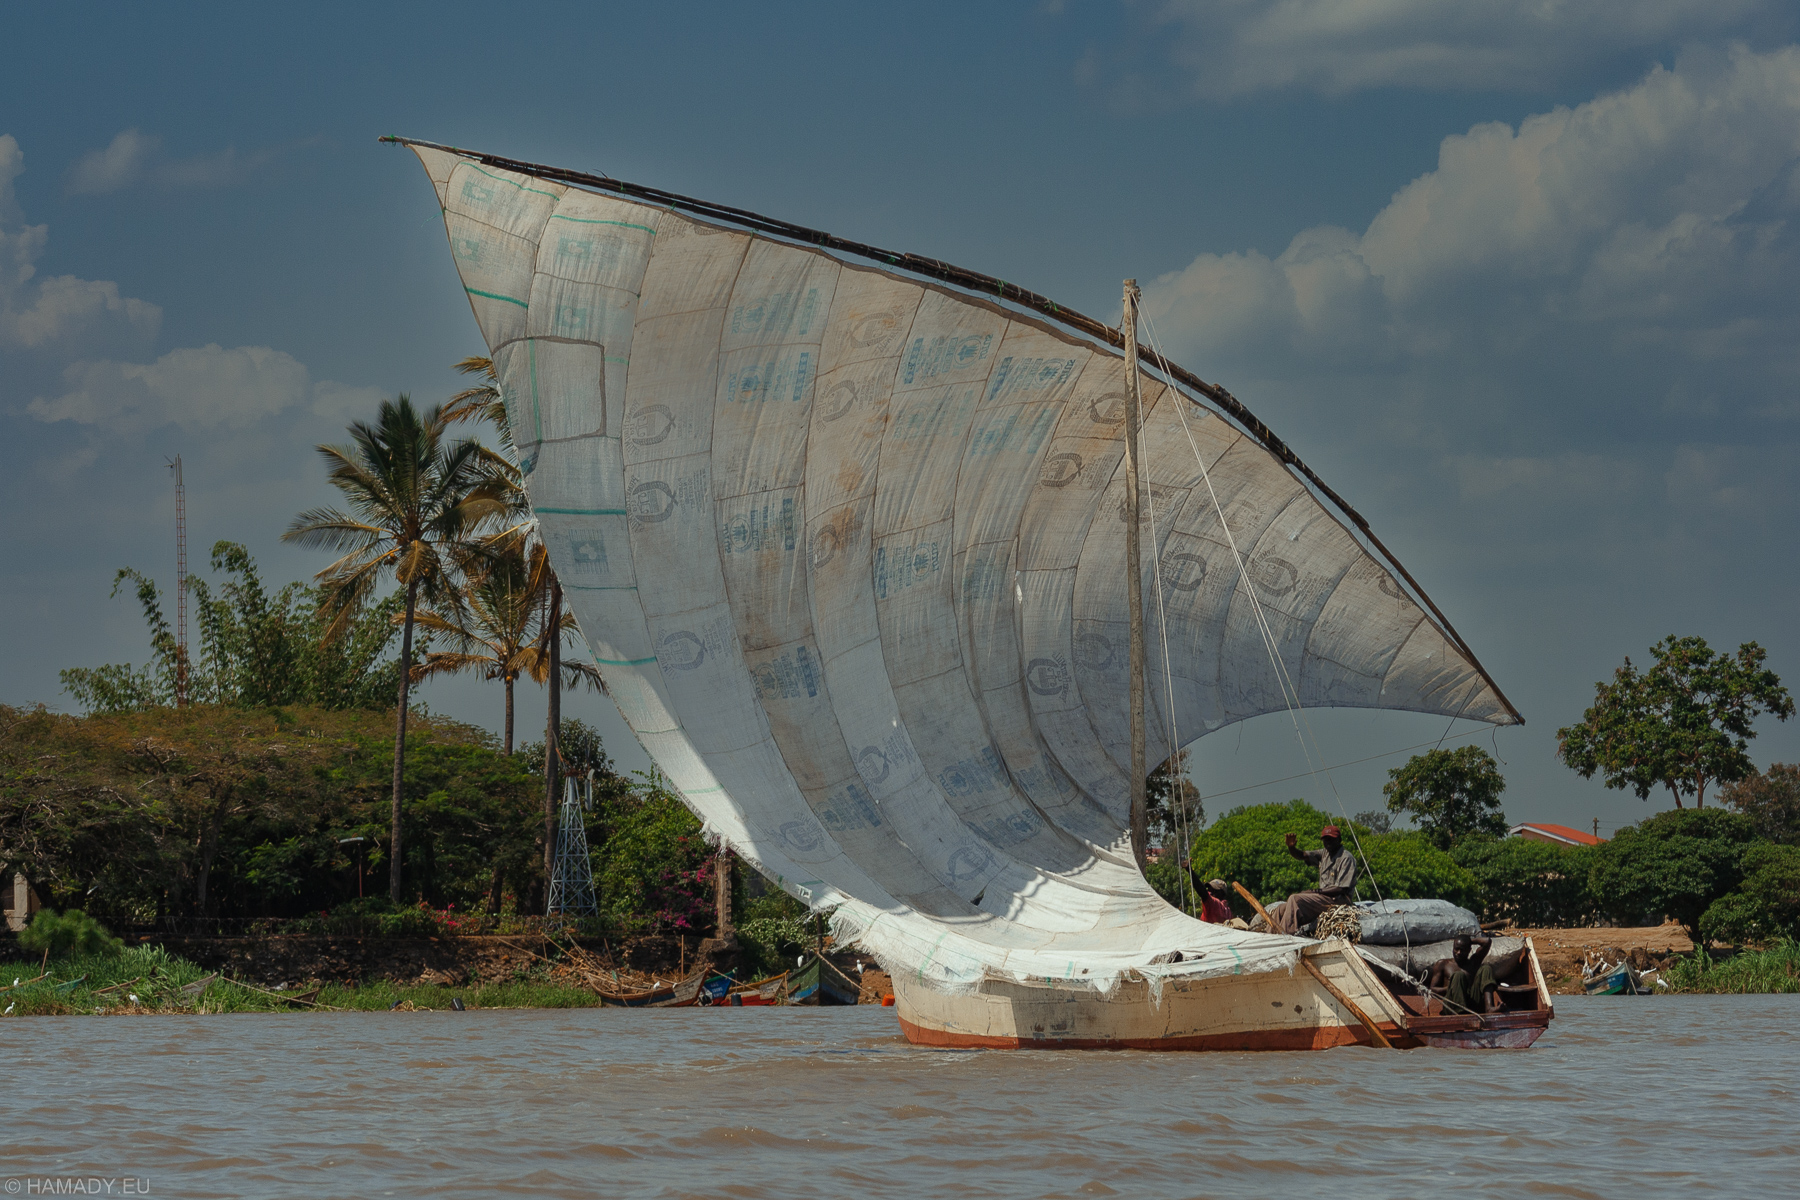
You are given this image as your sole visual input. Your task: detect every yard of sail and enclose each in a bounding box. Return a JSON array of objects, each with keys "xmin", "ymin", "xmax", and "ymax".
[{"xmin": 401, "ymin": 141, "xmax": 1519, "ymax": 994}]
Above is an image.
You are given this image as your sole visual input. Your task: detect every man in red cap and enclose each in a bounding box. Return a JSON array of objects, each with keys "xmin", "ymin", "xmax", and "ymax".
[{"xmin": 1264, "ymin": 824, "xmax": 1358, "ymax": 935}]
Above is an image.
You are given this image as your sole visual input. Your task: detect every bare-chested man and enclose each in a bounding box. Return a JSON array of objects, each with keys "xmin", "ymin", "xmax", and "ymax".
[{"xmin": 1426, "ymin": 935, "xmax": 1528, "ymax": 1014}]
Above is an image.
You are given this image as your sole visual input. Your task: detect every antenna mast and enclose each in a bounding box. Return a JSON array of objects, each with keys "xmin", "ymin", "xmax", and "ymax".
[{"xmin": 168, "ymin": 455, "xmax": 188, "ymax": 707}]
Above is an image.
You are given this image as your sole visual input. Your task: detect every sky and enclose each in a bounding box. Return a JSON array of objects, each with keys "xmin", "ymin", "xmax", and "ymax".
[{"xmin": 4, "ymin": 0, "xmax": 1798, "ymax": 838}]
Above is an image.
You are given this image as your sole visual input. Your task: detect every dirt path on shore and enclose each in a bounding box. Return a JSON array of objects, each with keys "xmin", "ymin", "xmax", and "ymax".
[{"xmin": 1501, "ymin": 922, "xmax": 1694, "ymax": 994}]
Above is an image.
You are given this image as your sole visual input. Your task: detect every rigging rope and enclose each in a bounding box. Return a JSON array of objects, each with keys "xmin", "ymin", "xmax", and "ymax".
[
  {"xmin": 1138, "ymin": 311, "xmax": 1398, "ymax": 933},
  {"xmin": 1138, "ymin": 386, "xmax": 1197, "ymax": 914}
]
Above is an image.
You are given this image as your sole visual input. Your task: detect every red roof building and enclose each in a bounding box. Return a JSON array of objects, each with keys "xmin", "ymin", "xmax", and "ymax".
[{"xmin": 1509, "ymin": 822, "xmax": 1603, "ymax": 847}]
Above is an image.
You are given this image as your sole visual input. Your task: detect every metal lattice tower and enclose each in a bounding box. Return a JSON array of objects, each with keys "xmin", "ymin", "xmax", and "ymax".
[
  {"xmin": 167, "ymin": 455, "xmax": 188, "ymax": 707},
  {"xmin": 546, "ymin": 773, "xmax": 598, "ymax": 921}
]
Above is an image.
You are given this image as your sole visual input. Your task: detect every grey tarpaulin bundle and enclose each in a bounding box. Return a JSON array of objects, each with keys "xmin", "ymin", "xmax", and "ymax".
[{"xmin": 1355, "ymin": 899, "xmax": 1482, "ymax": 946}]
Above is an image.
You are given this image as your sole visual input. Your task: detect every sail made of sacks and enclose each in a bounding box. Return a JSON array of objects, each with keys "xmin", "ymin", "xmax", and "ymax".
[{"xmin": 396, "ymin": 139, "xmax": 1519, "ymax": 994}]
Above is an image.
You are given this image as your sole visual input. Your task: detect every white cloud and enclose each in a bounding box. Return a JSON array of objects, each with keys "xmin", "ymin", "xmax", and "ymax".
[
  {"xmin": 65, "ymin": 129, "xmax": 160, "ymax": 195},
  {"xmin": 1151, "ymin": 0, "xmax": 1788, "ymax": 96},
  {"xmin": 27, "ymin": 343, "xmax": 383, "ymax": 433},
  {"xmin": 0, "ymin": 135, "xmax": 161, "ymax": 351},
  {"xmin": 66, "ymin": 129, "xmax": 275, "ymax": 195},
  {"xmin": 1142, "ymin": 45, "xmax": 1800, "ymax": 414}
]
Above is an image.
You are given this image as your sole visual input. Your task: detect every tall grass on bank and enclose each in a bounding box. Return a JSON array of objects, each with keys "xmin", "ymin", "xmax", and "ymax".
[
  {"xmin": 1664, "ymin": 941, "xmax": 1800, "ymax": 994},
  {"xmin": 0, "ymin": 944, "xmax": 600, "ymax": 1014}
]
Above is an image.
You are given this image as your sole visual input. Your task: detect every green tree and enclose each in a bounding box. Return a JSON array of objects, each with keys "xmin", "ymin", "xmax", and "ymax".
[
  {"xmin": 438, "ymin": 354, "xmax": 601, "ymax": 903},
  {"xmin": 1587, "ymin": 807, "xmax": 1759, "ymax": 939},
  {"xmin": 1, "ymin": 703, "xmax": 544, "ymax": 925},
  {"xmin": 1719, "ymin": 763, "xmax": 1800, "ymax": 845},
  {"xmin": 407, "ymin": 541, "xmax": 603, "ymax": 754},
  {"xmin": 586, "ymin": 767, "xmax": 715, "ymax": 935},
  {"xmin": 1558, "ymin": 636, "xmax": 1793, "ymax": 809},
  {"xmin": 1382, "ymin": 745, "xmax": 1508, "ymax": 849},
  {"xmin": 1451, "ymin": 836, "xmax": 1600, "ymax": 926},
  {"xmin": 284, "ymin": 395, "xmax": 514, "ymax": 903},
  {"xmin": 19, "ymin": 909, "xmax": 123, "ymax": 959},
  {"xmin": 1699, "ymin": 842, "xmax": 1800, "ymax": 945},
  {"xmin": 443, "ymin": 355, "xmax": 508, "ymax": 444},
  {"xmin": 1358, "ymin": 833, "xmax": 1482, "ymax": 912},
  {"xmin": 1145, "ymin": 751, "xmax": 1204, "ymax": 908},
  {"xmin": 60, "ymin": 544, "xmax": 401, "ymax": 715}
]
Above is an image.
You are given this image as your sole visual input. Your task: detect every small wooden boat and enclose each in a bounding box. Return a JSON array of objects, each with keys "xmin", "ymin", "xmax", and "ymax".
[
  {"xmin": 896, "ymin": 937, "xmax": 1555, "ymax": 1050},
  {"xmin": 593, "ymin": 966, "xmax": 708, "ymax": 1008},
  {"xmin": 1583, "ymin": 964, "xmax": 1630, "ymax": 996},
  {"xmin": 786, "ymin": 955, "xmax": 861, "ymax": 1006},
  {"xmin": 701, "ymin": 972, "xmax": 789, "ymax": 1006}
]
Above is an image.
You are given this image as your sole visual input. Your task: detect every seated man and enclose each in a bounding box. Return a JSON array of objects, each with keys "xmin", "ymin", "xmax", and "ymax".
[
  {"xmin": 1268, "ymin": 825, "xmax": 1358, "ymax": 935},
  {"xmin": 1426, "ymin": 935, "xmax": 1529, "ymax": 1014}
]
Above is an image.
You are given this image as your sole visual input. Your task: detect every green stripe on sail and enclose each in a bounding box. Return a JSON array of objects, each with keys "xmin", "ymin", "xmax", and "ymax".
[
  {"xmin": 535, "ymin": 507, "xmax": 627, "ymax": 515},
  {"xmin": 594, "ymin": 655, "xmax": 657, "ymax": 666},
  {"xmin": 528, "ymin": 338, "xmax": 542, "ymax": 444},
  {"xmin": 468, "ymin": 163, "xmax": 560, "ymax": 199},
  {"xmin": 465, "ymin": 286, "xmax": 528, "ymax": 308},
  {"xmin": 547, "ymin": 214, "xmax": 657, "ymax": 234},
  {"xmin": 917, "ymin": 930, "xmax": 951, "ymax": 983}
]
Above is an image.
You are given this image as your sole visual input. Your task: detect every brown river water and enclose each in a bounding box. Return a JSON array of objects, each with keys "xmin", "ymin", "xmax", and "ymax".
[{"xmin": 3, "ymin": 995, "xmax": 1795, "ymax": 1199}]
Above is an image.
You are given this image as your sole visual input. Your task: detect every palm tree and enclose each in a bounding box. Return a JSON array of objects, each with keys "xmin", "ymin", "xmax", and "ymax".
[
  {"xmin": 408, "ymin": 541, "xmax": 603, "ymax": 753},
  {"xmin": 442, "ymin": 354, "xmax": 575, "ymax": 893},
  {"xmin": 284, "ymin": 395, "xmax": 511, "ymax": 904},
  {"xmin": 444, "ymin": 355, "xmax": 508, "ymax": 445}
]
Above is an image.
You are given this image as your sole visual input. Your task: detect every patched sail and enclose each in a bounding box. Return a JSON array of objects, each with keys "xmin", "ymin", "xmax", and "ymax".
[{"xmin": 396, "ymin": 139, "xmax": 1519, "ymax": 993}]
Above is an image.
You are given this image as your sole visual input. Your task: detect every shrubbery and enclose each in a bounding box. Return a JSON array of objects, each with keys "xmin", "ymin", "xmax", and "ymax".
[
  {"xmin": 1587, "ymin": 808, "xmax": 1759, "ymax": 938},
  {"xmin": 0, "ymin": 706, "xmax": 728, "ymax": 941},
  {"xmin": 1453, "ymin": 837, "xmax": 1599, "ymax": 927},
  {"xmin": 734, "ymin": 890, "xmax": 818, "ymax": 979},
  {"xmin": 1699, "ymin": 843, "xmax": 1800, "ymax": 944},
  {"xmin": 19, "ymin": 909, "xmax": 123, "ymax": 959}
]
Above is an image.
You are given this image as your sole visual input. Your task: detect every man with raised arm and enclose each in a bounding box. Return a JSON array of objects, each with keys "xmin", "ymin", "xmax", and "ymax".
[{"xmin": 1263, "ymin": 824, "xmax": 1358, "ymax": 935}]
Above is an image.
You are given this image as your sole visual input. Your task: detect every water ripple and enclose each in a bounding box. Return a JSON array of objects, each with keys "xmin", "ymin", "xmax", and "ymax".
[{"xmin": 1, "ymin": 997, "xmax": 1796, "ymax": 1197}]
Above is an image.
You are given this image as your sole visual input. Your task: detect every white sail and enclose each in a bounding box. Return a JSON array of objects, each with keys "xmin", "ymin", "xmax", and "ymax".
[{"xmin": 402, "ymin": 142, "xmax": 1518, "ymax": 995}]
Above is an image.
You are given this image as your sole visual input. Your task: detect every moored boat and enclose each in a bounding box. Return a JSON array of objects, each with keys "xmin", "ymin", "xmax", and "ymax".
[
  {"xmin": 594, "ymin": 966, "xmax": 708, "ymax": 1008},
  {"xmin": 786, "ymin": 955, "xmax": 861, "ymax": 1006}
]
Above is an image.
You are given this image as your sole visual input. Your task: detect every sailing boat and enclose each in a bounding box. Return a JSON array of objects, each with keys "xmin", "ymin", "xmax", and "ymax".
[{"xmin": 387, "ymin": 137, "xmax": 1550, "ymax": 1049}]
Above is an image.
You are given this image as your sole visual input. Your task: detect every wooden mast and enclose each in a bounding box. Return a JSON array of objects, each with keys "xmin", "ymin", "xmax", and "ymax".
[{"xmin": 1122, "ymin": 280, "xmax": 1148, "ymax": 872}]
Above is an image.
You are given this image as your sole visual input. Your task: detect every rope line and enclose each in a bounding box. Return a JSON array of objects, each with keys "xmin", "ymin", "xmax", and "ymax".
[
  {"xmin": 1137, "ymin": 380, "xmax": 1196, "ymax": 914},
  {"xmin": 1138, "ymin": 311, "xmax": 1399, "ymax": 930}
]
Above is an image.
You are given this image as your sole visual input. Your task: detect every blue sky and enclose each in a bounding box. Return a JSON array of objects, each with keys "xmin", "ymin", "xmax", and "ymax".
[{"xmin": 4, "ymin": 1, "xmax": 1798, "ymax": 836}]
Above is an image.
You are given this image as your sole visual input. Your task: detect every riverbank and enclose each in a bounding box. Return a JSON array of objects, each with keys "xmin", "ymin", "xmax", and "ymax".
[
  {"xmin": 0, "ymin": 943, "xmax": 604, "ymax": 1015},
  {"xmin": 4, "ymin": 927, "xmax": 1789, "ymax": 1015},
  {"xmin": 0, "ymin": 933, "xmax": 891, "ymax": 1014},
  {"xmin": 1500, "ymin": 921, "xmax": 1694, "ymax": 993}
]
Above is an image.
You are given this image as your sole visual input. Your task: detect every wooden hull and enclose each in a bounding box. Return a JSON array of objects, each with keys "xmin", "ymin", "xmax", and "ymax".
[
  {"xmin": 893, "ymin": 940, "xmax": 1553, "ymax": 1052},
  {"xmin": 786, "ymin": 957, "xmax": 861, "ymax": 1006},
  {"xmin": 596, "ymin": 968, "xmax": 707, "ymax": 1008}
]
